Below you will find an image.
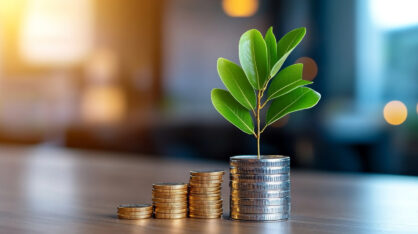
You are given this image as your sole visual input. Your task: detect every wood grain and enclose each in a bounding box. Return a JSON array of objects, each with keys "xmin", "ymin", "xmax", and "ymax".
[{"xmin": 0, "ymin": 145, "xmax": 417, "ymax": 234}]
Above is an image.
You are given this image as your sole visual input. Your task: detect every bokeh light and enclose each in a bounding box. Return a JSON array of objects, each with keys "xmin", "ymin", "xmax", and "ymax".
[
  {"xmin": 81, "ymin": 86, "xmax": 126, "ymax": 125},
  {"xmin": 222, "ymin": 0, "xmax": 258, "ymax": 18},
  {"xmin": 295, "ymin": 57, "xmax": 318, "ymax": 81},
  {"xmin": 383, "ymin": 101, "xmax": 407, "ymax": 125}
]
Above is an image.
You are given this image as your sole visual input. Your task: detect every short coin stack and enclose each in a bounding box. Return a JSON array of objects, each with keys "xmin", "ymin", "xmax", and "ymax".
[
  {"xmin": 230, "ymin": 155, "xmax": 291, "ymax": 221},
  {"xmin": 117, "ymin": 204, "xmax": 153, "ymax": 219},
  {"xmin": 188, "ymin": 170, "xmax": 224, "ymax": 218},
  {"xmin": 152, "ymin": 183, "xmax": 188, "ymax": 219}
]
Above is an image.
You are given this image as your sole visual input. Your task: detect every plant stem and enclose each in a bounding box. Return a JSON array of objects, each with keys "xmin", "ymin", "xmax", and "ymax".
[{"xmin": 256, "ymin": 90, "xmax": 262, "ymax": 159}]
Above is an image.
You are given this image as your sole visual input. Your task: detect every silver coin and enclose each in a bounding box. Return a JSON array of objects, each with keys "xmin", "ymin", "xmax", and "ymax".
[
  {"xmin": 230, "ymin": 155, "xmax": 290, "ymax": 168},
  {"xmin": 230, "ymin": 166, "xmax": 290, "ymax": 175},
  {"xmin": 230, "ymin": 204, "xmax": 291, "ymax": 214},
  {"xmin": 230, "ymin": 180, "xmax": 290, "ymax": 190},
  {"xmin": 230, "ymin": 212, "xmax": 290, "ymax": 221},
  {"xmin": 230, "ymin": 197, "xmax": 290, "ymax": 206},
  {"xmin": 231, "ymin": 189, "xmax": 290, "ymax": 198},
  {"xmin": 230, "ymin": 174, "xmax": 290, "ymax": 182}
]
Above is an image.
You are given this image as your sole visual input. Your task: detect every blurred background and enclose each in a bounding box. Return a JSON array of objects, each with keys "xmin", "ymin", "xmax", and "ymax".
[{"xmin": 0, "ymin": 0, "xmax": 416, "ymax": 175}]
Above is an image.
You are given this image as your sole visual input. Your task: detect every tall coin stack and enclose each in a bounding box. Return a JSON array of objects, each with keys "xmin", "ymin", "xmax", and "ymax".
[
  {"xmin": 152, "ymin": 183, "xmax": 188, "ymax": 219},
  {"xmin": 229, "ymin": 155, "xmax": 291, "ymax": 221},
  {"xmin": 188, "ymin": 170, "xmax": 224, "ymax": 219}
]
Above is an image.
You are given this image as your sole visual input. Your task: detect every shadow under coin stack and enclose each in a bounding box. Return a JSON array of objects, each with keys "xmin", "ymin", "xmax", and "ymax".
[
  {"xmin": 117, "ymin": 204, "xmax": 153, "ymax": 219},
  {"xmin": 152, "ymin": 183, "xmax": 188, "ymax": 219},
  {"xmin": 188, "ymin": 170, "xmax": 224, "ymax": 218},
  {"xmin": 230, "ymin": 155, "xmax": 291, "ymax": 221}
]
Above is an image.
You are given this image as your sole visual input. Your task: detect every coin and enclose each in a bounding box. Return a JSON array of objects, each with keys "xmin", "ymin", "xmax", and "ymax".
[
  {"xmin": 153, "ymin": 202, "xmax": 188, "ymax": 208},
  {"xmin": 189, "ymin": 199, "xmax": 223, "ymax": 204},
  {"xmin": 230, "ymin": 181, "xmax": 290, "ymax": 190},
  {"xmin": 153, "ymin": 183, "xmax": 188, "ymax": 190},
  {"xmin": 230, "ymin": 212, "xmax": 289, "ymax": 221},
  {"xmin": 231, "ymin": 189, "xmax": 290, "ymax": 198},
  {"xmin": 117, "ymin": 209, "xmax": 153, "ymax": 215},
  {"xmin": 152, "ymin": 192, "xmax": 187, "ymax": 198},
  {"xmin": 230, "ymin": 155, "xmax": 290, "ymax": 168},
  {"xmin": 190, "ymin": 169, "xmax": 225, "ymax": 176},
  {"xmin": 154, "ymin": 208, "xmax": 188, "ymax": 214},
  {"xmin": 189, "ymin": 179, "xmax": 223, "ymax": 184},
  {"xmin": 154, "ymin": 213, "xmax": 187, "ymax": 219},
  {"xmin": 118, "ymin": 214, "xmax": 152, "ymax": 219},
  {"xmin": 189, "ymin": 195, "xmax": 221, "ymax": 201},
  {"xmin": 117, "ymin": 204, "xmax": 153, "ymax": 212},
  {"xmin": 190, "ymin": 175, "xmax": 224, "ymax": 180},
  {"xmin": 189, "ymin": 192, "xmax": 221, "ymax": 197},
  {"xmin": 230, "ymin": 197, "xmax": 290, "ymax": 206},
  {"xmin": 189, "ymin": 187, "xmax": 221, "ymax": 192},
  {"xmin": 152, "ymin": 197, "xmax": 187, "ymax": 203},
  {"xmin": 230, "ymin": 174, "xmax": 290, "ymax": 182},
  {"xmin": 152, "ymin": 189, "xmax": 188, "ymax": 194},
  {"xmin": 188, "ymin": 182, "xmax": 221, "ymax": 188},
  {"xmin": 189, "ymin": 213, "xmax": 222, "ymax": 219},
  {"xmin": 189, "ymin": 203, "xmax": 222, "ymax": 210},
  {"xmin": 230, "ymin": 205, "xmax": 290, "ymax": 214},
  {"xmin": 230, "ymin": 166, "xmax": 290, "ymax": 175}
]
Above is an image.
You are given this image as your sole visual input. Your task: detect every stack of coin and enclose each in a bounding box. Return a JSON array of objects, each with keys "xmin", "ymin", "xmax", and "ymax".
[
  {"xmin": 230, "ymin": 155, "xmax": 291, "ymax": 221},
  {"xmin": 117, "ymin": 204, "xmax": 153, "ymax": 219},
  {"xmin": 152, "ymin": 183, "xmax": 188, "ymax": 219},
  {"xmin": 188, "ymin": 170, "xmax": 224, "ymax": 218}
]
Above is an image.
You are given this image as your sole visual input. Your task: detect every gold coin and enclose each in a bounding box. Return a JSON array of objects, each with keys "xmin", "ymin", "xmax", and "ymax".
[
  {"xmin": 188, "ymin": 182, "xmax": 221, "ymax": 188},
  {"xmin": 190, "ymin": 175, "xmax": 224, "ymax": 180},
  {"xmin": 189, "ymin": 211, "xmax": 223, "ymax": 216},
  {"xmin": 152, "ymin": 197, "xmax": 187, "ymax": 202},
  {"xmin": 189, "ymin": 187, "xmax": 221, "ymax": 192},
  {"xmin": 152, "ymin": 189, "xmax": 188, "ymax": 194},
  {"xmin": 154, "ymin": 208, "xmax": 187, "ymax": 214},
  {"xmin": 153, "ymin": 202, "xmax": 188, "ymax": 208},
  {"xmin": 117, "ymin": 204, "xmax": 153, "ymax": 212},
  {"xmin": 152, "ymin": 183, "xmax": 188, "ymax": 190},
  {"xmin": 117, "ymin": 209, "xmax": 153, "ymax": 215},
  {"xmin": 189, "ymin": 199, "xmax": 223, "ymax": 204},
  {"xmin": 189, "ymin": 205, "xmax": 223, "ymax": 210},
  {"xmin": 154, "ymin": 213, "xmax": 187, "ymax": 219},
  {"xmin": 152, "ymin": 193, "xmax": 188, "ymax": 199},
  {"xmin": 190, "ymin": 169, "xmax": 225, "ymax": 176},
  {"xmin": 189, "ymin": 179, "xmax": 223, "ymax": 184},
  {"xmin": 189, "ymin": 203, "xmax": 223, "ymax": 209},
  {"xmin": 118, "ymin": 213, "xmax": 152, "ymax": 219},
  {"xmin": 189, "ymin": 209, "xmax": 223, "ymax": 214},
  {"xmin": 189, "ymin": 190, "xmax": 221, "ymax": 195},
  {"xmin": 189, "ymin": 213, "xmax": 222, "ymax": 219},
  {"xmin": 189, "ymin": 194, "xmax": 222, "ymax": 201}
]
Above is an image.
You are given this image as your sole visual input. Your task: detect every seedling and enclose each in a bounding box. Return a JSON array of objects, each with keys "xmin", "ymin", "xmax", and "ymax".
[{"xmin": 211, "ymin": 27, "xmax": 321, "ymax": 159}]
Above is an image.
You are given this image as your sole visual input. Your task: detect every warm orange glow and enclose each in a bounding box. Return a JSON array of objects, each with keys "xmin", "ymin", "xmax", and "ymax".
[
  {"xmin": 81, "ymin": 86, "xmax": 126, "ymax": 125},
  {"xmin": 222, "ymin": 0, "xmax": 258, "ymax": 18},
  {"xmin": 295, "ymin": 57, "xmax": 318, "ymax": 81},
  {"xmin": 85, "ymin": 48, "xmax": 119, "ymax": 84},
  {"xmin": 383, "ymin": 101, "xmax": 407, "ymax": 125},
  {"xmin": 19, "ymin": 0, "xmax": 93, "ymax": 65}
]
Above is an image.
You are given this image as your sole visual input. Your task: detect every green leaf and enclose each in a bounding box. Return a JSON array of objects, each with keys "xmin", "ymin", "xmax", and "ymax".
[
  {"xmin": 264, "ymin": 27, "xmax": 278, "ymax": 71},
  {"xmin": 217, "ymin": 58, "xmax": 256, "ymax": 110},
  {"xmin": 270, "ymin": 27, "xmax": 306, "ymax": 78},
  {"xmin": 266, "ymin": 87, "xmax": 320, "ymax": 126},
  {"xmin": 239, "ymin": 29, "xmax": 269, "ymax": 90},
  {"xmin": 267, "ymin": 63, "xmax": 312, "ymax": 101},
  {"xmin": 211, "ymin": 89, "xmax": 255, "ymax": 135}
]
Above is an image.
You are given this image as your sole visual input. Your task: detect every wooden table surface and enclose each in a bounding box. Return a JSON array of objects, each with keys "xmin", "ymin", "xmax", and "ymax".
[{"xmin": 1, "ymin": 145, "xmax": 417, "ymax": 234}]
